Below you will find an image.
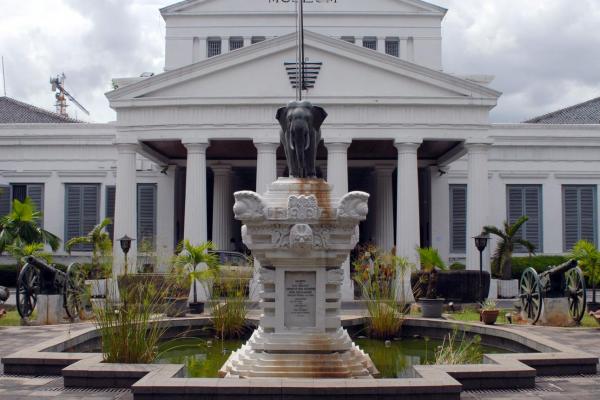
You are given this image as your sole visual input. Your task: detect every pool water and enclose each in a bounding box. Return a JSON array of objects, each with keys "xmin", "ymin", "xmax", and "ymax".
[{"xmin": 155, "ymin": 337, "xmax": 509, "ymax": 378}]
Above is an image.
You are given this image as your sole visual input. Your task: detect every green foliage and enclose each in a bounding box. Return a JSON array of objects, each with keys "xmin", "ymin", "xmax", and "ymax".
[
  {"xmin": 480, "ymin": 299, "xmax": 497, "ymax": 311},
  {"xmin": 432, "ymin": 328, "xmax": 483, "ymax": 365},
  {"xmin": 510, "ymin": 255, "xmax": 569, "ymax": 279},
  {"xmin": 417, "ymin": 247, "xmax": 447, "ymax": 272},
  {"xmin": 6, "ymin": 241, "xmax": 52, "ymax": 268},
  {"xmin": 211, "ymin": 273, "xmax": 248, "ymax": 339},
  {"xmin": 94, "ymin": 281, "xmax": 170, "ymax": 364},
  {"xmin": 570, "ymin": 240, "xmax": 600, "ymax": 303},
  {"xmin": 171, "ymin": 241, "xmax": 219, "ymax": 298},
  {"xmin": 484, "ymin": 216, "xmax": 536, "ymax": 279},
  {"xmin": 65, "ymin": 218, "xmax": 112, "ymax": 278},
  {"xmin": 449, "ymin": 262, "xmax": 466, "ymax": 271},
  {"xmin": 415, "ymin": 247, "xmax": 446, "ymax": 299},
  {"xmin": 0, "ymin": 198, "xmax": 60, "ymax": 253}
]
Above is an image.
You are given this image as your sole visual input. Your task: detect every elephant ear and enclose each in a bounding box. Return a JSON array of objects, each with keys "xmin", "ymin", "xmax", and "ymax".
[
  {"xmin": 312, "ymin": 106, "xmax": 328, "ymax": 131},
  {"xmin": 276, "ymin": 107, "xmax": 288, "ymax": 131}
]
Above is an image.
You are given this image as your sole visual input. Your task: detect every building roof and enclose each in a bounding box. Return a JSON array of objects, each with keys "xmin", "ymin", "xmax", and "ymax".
[
  {"xmin": 0, "ymin": 96, "xmax": 81, "ymax": 124},
  {"xmin": 525, "ymin": 96, "xmax": 600, "ymax": 124}
]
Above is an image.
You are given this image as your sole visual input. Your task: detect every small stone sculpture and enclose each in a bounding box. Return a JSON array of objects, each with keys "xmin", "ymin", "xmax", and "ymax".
[{"xmin": 276, "ymin": 100, "xmax": 327, "ymax": 178}]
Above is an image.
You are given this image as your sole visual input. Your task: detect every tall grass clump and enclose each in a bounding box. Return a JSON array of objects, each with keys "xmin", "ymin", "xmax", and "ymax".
[
  {"xmin": 211, "ymin": 272, "xmax": 249, "ymax": 339},
  {"xmin": 353, "ymin": 246, "xmax": 413, "ymax": 339},
  {"xmin": 94, "ymin": 281, "xmax": 170, "ymax": 364},
  {"xmin": 432, "ymin": 328, "xmax": 482, "ymax": 365}
]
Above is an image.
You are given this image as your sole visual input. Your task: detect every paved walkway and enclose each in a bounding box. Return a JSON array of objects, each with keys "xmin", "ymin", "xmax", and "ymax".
[{"xmin": 0, "ymin": 322, "xmax": 599, "ymax": 399}]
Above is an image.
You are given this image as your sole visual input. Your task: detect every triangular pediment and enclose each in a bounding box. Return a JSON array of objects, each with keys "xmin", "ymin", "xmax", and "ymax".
[
  {"xmin": 107, "ymin": 31, "xmax": 499, "ymax": 107},
  {"xmin": 161, "ymin": 0, "xmax": 446, "ymax": 15}
]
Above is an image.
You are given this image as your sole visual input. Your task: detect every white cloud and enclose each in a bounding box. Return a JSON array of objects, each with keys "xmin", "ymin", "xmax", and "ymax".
[{"xmin": 1, "ymin": 0, "xmax": 599, "ymax": 123}]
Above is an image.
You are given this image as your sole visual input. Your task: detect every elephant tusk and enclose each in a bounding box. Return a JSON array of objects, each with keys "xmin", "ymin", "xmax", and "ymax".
[{"xmin": 304, "ymin": 131, "xmax": 310, "ymax": 151}]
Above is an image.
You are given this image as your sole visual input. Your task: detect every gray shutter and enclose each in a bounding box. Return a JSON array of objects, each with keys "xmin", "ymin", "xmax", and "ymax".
[
  {"xmin": 137, "ymin": 184, "xmax": 156, "ymax": 249},
  {"xmin": 450, "ymin": 185, "xmax": 467, "ymax": 253},
  {"xmin": 0, "ymin": 185, "xmax": 10, "ymax": 217},
  {"xmin": 563, "ymin": 186, "xmax": 596, "ymax": 251},
  {"xmin": 65, "ymin": 184, "xmax": 83, "ymax": 248},
  {"xmin": 27, "ymin": 184, "xmax": 44, "ymax": 227},
  {"xmin": 508, "ymin": 185, "xmax": 542, "ymax": 253},
  {"xmin": 580, "ymin": 186, "xmax": 596, "ymax": 245},
  {"xmin": 105, "ymin": 186, "xmax": 116, "ymax": 240},
  {"xmin": 82, "ymin": 185, "xmax": 100, "ymax": 247}
]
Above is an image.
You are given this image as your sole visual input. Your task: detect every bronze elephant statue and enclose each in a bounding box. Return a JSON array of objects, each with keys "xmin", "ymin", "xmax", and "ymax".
[{"xmin": 276, "ymin": 101, "xmax": 327, "ymax": 178}]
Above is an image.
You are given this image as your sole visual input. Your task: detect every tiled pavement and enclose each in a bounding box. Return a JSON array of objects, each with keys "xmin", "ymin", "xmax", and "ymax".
[{"xmin": 0, "ymin": 322, "xmax": 599, "ymax": 399}]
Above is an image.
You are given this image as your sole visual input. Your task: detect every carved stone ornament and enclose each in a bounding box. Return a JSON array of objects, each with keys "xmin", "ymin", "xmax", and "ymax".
[
  {"xmin": 337, "ymin": 192, "xmax": 369, "ymax": 221},
  {"xmin": 288, "ymin": 195, "xmax": 321, "ymax": 220},
  {"xmin": 289, "ymin": 224, "xmax": 314, "ymax": 251},
  {"xmin": 350, "ymin": 226, "xmax": 360, "ymax": 248},
  {"xmin": 234, "ymin": 191, "xmax": 266, "ymax": 221}
]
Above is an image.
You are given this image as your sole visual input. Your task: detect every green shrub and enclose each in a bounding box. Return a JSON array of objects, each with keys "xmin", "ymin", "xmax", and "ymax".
[
  {"xmin": 449, "ymin": 262, "xmax": 466, "ymax": 271},
  {"xmin": 510, "ymin": 255, "xmax": 569, "ymax": 279},
  {"xmin": 0, "ymin": 265, "xmax": 18, "ymax": 287}
]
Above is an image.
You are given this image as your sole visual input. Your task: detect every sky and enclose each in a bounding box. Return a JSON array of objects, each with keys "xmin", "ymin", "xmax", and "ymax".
[{"xmin": 0, "ymin": 0, "xmax": 599, "ymax": 123}]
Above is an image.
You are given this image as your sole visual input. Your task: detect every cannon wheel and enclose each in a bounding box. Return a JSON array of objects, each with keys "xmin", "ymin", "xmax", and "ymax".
[
  {"xmin": 64, "ymin": 263, "xmax": 87, "ymax": 320},
  {"xmin": 16, "ymin": 263, "xmax": 40, "ymax": 319},
  {"xmin": 566, "ymin": 267, "xmax": 586, "ymax": 323},
  {"xmin": 520, "ymin": 267, "xmax": 543, "ymax": 324}
]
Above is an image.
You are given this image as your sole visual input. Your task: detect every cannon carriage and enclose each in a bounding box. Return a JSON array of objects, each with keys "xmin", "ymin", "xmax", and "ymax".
[
  {"xmin": 16, "ymin": 256, "xmax": 88, "ymax": 321},
  {"xmin": 519, "ymin": 259, "xmax": 586, "ymax": 324}
]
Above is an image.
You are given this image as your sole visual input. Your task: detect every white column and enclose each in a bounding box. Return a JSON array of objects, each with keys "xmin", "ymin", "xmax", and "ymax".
[
  {"xmin": 243, "ymin": 36, "xmax": 252, "ymax": 48},
  {"xmin": 374, "ymin": 165, "xmax": 395, "ymax": 252},
  {"xmin": 250, "ymin": 142, "xmax": 279, "ymax": 301},
  {"xmin": 378, "ymin": 37, "xmax": 386, "ymax": 54},
  {"xmin": 395, "ymin": 141, "xmax": 422, "ymax": 303},
  {"xmin": 113, "ymin": 143, "xmax": 138, "ymax": 277},
  {"xmin": 356, "ymin": 37, "xmax": 364, "ymax": 47},
  {"xmin": 156, "ymin": 165, "xmax": 176, "ymax": 268},
  {"xmin": 400, "ymin": 39, "xmax": 409, "ymax": 61},
  {"xmin": 466, "ymin": 142, "xmax": 491, "ymax": 271},
  {"xmin": 183, "ymin": 141, "xmax": 209, "ymax": 245},
  {"xmin": 255, "ymin": 142, "xmax": 278, "ymax": 194},
  {"xmin": 222, "ymin": 37, "xmax": 228, "ymax": 54},
  {"xmin": 212, "ymin": 165, "xmax": 233, "ymax": 251},
  {"xmin": 326, "ymin": 141, "xmax": 354, "ymax": 301}
]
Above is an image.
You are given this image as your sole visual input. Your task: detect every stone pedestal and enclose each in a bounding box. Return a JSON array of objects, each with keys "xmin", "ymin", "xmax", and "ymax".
[
  {"xmin": 220, "ymin": 178, "xmax": 378, "ymax": 379},
  {"xmin": 35, "ymin": 294, "xmax": 64, "ymax": 325},
  {"xmin": 540, "ymin": 298, "xmax": 573, "ymax": 327}
]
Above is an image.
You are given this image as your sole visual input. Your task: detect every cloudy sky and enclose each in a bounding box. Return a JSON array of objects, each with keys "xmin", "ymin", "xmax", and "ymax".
[{"xmin": 1, "ymin": 0, "xmax": 599, "ymax": 123}]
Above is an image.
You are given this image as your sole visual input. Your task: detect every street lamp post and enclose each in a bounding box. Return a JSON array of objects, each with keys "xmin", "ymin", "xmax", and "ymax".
[
  {"xmin": 118, "ymin": 235, "xmax": 135, "ymax": 276},
  {"xmin": 473, "ymin": 234, "xmax": 489, "ymax": 303}
]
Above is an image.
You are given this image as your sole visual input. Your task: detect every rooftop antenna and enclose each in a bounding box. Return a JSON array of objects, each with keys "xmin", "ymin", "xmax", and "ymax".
[
  {"xmin": 296, "ymin": 0, "xmax": 305, "ymax": 101},
  {"xmin": 49, "ymin": 73, "xmax": 90, "ymax": 118},
  {"xmin": 1, "ymin": 56, "xmax": 6, "ymax": 96}
]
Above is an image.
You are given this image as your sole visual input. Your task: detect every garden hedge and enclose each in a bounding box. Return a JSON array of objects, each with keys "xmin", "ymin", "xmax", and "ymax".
[
  {"xmin": 509, "ymin": 255, "xmax": 569, "ymax": 279},
  {"xmin": 0, "ymin": 263, "xmax": 67, "ymax": 287},
  {"xmin": 411, "ymin": 270, "xmax": 491, "ymax": 303}
]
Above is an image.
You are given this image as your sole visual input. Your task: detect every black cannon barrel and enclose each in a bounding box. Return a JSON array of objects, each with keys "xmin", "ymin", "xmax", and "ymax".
[
  {"xmin": 23, "ymin": 256, "xmax": 65, "ymax": 295},
  {"xmin": 539, "ymin": 259, "xmax": 578, "ymax": 278},
  {"xmin": 24, "ymin": 256, "xmax": 58, "ymax": 274}
]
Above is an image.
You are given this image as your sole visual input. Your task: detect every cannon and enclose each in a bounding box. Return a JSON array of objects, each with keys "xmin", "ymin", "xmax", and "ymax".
[
  {"xmin": 16, "ymin": 256, "xmax": 88, "ymax": 321},
  {"xmin": 519, "ymin": 259, "xmax": 586, "ymax": 324}
]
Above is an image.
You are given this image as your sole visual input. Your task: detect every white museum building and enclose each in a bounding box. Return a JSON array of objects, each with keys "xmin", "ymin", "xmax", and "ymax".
[{"xmin": 1, "ymin": 0, "xmax": 600, "ymax": 300}]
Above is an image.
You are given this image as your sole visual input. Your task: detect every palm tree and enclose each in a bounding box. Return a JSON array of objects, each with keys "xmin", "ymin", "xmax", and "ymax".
[
  {"xmin": 172, "ymin": 241, "xmax": 219, "ymax": 301},
  {"xmin": 570, "ymin": 240, "xmax": 600, "ymax": 305},
  {"xmin": 483, "ymin": 216, "xmax": 536, "ymax": 280},
  {"xmin": 415, "ymin": 247, "xmax": 447, "ymax": 299},
  {"xmin": 6, "ymin": 241, "xmax": 53, "ymax": 269},
  {"xmin": 65, "ymin": 218, "xmax": 113, "ymax": 278},
  {"xmin": 0, "ymin": 198, "xmax": 60, "ymax": 254}
]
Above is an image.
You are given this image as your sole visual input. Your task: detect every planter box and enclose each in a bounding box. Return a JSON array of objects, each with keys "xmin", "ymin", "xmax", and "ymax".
[
  {"xmin": 419, "ymin": 298, "xmax": 445, "ymax": 318},
  {"xmin": 497, "ymin": 279, "xmax": 519, "ymax": 299}
]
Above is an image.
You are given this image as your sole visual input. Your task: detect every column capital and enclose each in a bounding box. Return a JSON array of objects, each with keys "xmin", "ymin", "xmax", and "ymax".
[
  {"xmin": 183, "ymin": 141, "xmax": 209, "ymax": 153},
  {"xmin": 465, "ymin": 140, "xmax": 493, "ymax": 153},
  {"xmin": 374, "ymin": 164, "xmax": 396, "ymax": 176},
  {"xmin": 115, "ymin": 143, "xmax": 138, "ymax": 154},
  {"xmin": 394, "ymin": 141, "xmax": 422, "ymax": 153},
  {"xmin": 325, "ymin": 141, "xmax": 351, "ymax": 152},
  {"xmin": 253, "ymin": 141, "xmax": 279, "ymax": 153},
  {"xmin": 211, "ymin": 164, "xmax": 232, "ymax": 176}
]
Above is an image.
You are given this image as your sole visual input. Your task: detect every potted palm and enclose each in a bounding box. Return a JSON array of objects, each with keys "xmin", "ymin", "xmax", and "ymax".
[
  {"xmin": 480, "ymin": 299, "xmax": 500, "ymax": 325},
  {"xmin": 484, "ymin": 216, "xmax": 535, "ymax": 298},
  {"xmin": 415, "ymin": 247, "xmax": 447, "ymax": 318},
  {"xmin": 171, "ymin": 241, "xmax": 219, "ymax": 315},
  {"xmin": 570, "ymin": 240, "xmax": 600, "ymax": 311}
]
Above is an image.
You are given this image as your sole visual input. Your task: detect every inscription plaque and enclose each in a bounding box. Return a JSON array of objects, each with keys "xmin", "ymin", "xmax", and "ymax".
[{"xmin": 284, "ymin": 271, "xmax": 316, "ymax": 328}]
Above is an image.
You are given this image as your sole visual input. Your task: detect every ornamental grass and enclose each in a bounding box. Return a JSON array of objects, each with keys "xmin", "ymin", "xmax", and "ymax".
[
  {"xmin": 210, "ymin": 273, "xmax": 249, "ymax": 339},
  {"xmin": 432, "ymin": 328, "xmax": 482, "ymax": 365}
]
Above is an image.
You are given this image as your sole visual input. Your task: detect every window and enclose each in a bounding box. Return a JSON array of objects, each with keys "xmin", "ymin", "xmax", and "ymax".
[
  {"xmin": 11, "ymin": 184, "xmax": 44, "ymax": 213},
  {"xmin": 385, "ymin": 37, "xmax": 399, "ymax": 57},
  {"xmin": 362, "ymin": 37, "xmax": 377, "ymax": 50},
  {"xmin": 207, "ymin": 37, "xmax": 222, "ymax": 57},
  {"xmin": 563, "ymin": 185, "xmax": 597, "ymax": 251},
  {"xmin": 229, "ymin": 36, "xmax": 244, "ymax": 51},
  {"xmin": 65, "ymin": 184, "xmax": 100, "ymax": 251},
  {"xmin": 0, "ymin": 185, "xmax": 10, "ymax": 217},
  {"xmin": 341, "ymin": 36, "xmax": 355, "ymax": 44},
  {"xmin": 450, "ymin": 185, "xmax": 467, "ymax": 253},
  {"xmin": 507, "ymin": 185, "xmax": 543, "ymax": 252},
  {"xmin": 106, "ymin": 186, "xmax": 116, "ymax": 240},
  {"xmin": 137, "ymin": 184, "xmax": 157, "ymax": 250},
  {"xmin": 251, "ymin": 36, "xmax": 265, "ymax": 44}
]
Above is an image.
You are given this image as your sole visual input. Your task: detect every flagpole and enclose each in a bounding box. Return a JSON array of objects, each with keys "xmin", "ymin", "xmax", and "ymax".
[{"xmin": 296, "ymin": 0, "xmax": 305, "ymax": 101}]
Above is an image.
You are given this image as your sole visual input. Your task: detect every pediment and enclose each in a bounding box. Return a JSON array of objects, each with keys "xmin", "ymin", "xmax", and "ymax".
[
  {"xmin": 107, "ymin": 31, "xmax": 499, "ymax": 107},
  {"xmin": 161, "ymin": 0, "xmax": 446, "ymax": 15}
]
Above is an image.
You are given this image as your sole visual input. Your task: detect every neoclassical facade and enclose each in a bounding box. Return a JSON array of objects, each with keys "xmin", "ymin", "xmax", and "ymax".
[{"xmin": 1, "ymin": 0, "xmax": 600, "ymax": 300}]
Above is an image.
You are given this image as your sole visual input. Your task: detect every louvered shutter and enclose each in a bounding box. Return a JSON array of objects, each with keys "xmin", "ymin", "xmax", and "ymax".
[
  {"xmin": 137, "ymin": 184, "xmax": 156, "ymax": 249},
  {"xmin": 105, "ymin": 186, "xmax": 116, "ymax": 240},
  {"xmin": 82, "ymin": 185, "xmax": 99, "ymax": 251},
  {"xmin": 450, "ymin": 185, "xmax": 467, "ymax": 253},
  {"xmin": 563, "ymin": 186, "xmax": 597, "ymax": 251},
  {"xmin": 26, "ymin": 184, "xmax": 44, "ymax": 227},
  {"xmin": 507, "ymin": 185, "xmax": 542, "ymax": 253},
  {"xmin": 0, "ymin": 185, "xmax": 10, "ymax": 217},
  {"xmin": 65, "ymin": 184, "xmax": 83, "ymax": 249},
  {"xmin": 11, "ymin": 185, "xmax": 27, "ymax": 203}
]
